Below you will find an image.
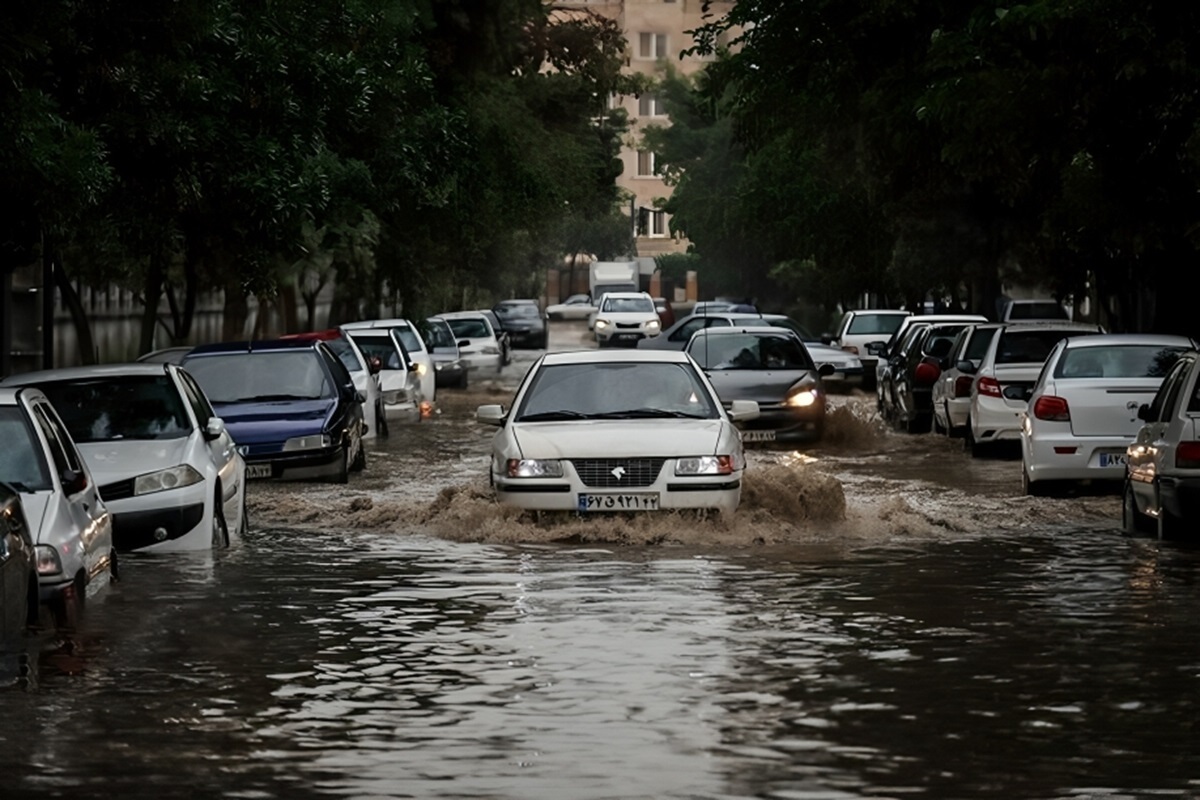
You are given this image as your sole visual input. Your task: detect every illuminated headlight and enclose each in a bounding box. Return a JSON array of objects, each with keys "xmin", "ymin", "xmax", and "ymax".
[
  {"xmin": 283, "ymin": 434, "xmax": 332, "ymax": 452},
  {"xmin": 675, "ymin": 455, "xmax": 739, "ymax": 476},
  {"xmin": 506, "ymin": 459, "xmax": 564, "ymax": 478},
  {"xmin": 646, "ymin": 319, "xmax": 661, "ymax": 334},
  {"xmin": 436, "ymin": 360, "xmax": 462, "ymax": 372},
  {"xmin": 786, "ymin": 388, "xmax": 820, "ymax": 408},
  {"xmin": 416, "ymin": 362, "xmax": 428, "ymax": 376},
  {"xmin": 595, "ymin": 319, "xmax": 611, "ymax": 331},
  {"xmin": 35, "ymin": 545, "xmax": 63, "ymax": 577},
  {"xmin": 134, "ymin": 464, "xmax": 204, "ymax": 495}
]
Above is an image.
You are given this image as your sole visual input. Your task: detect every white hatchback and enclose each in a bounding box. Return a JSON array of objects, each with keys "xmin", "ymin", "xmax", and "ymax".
[
  {"xmin": 828, "ymin": 309, "xmax": 911, "ymax": 386},
  {"xmin": 343, "ymin": 318, "xmax": 436, "ymax": 413},
  {"xmin": 1021, "ymin": 334, "xmax": 1195, "ymax": 495},
  {"xmin": 4, "ymin": 364, "xmax": 247, "ymax": 551},
  {"xmin": 476, "ymin": 349, "xmax": 758, "ymax": 515},
  {"xmin": 434, "ymin": 311, "xmax": 504, "ymax": 374},
  {"xmin": 593, "ymin": 291, "xmax": 661, "ymax": 347},
  {"xmin": 0, "ymin": 386, "xmax": 115, "ymax": 625},
  {"xmin": 344, "ymin": 328, "xmax": 425, "ymax": 423}
]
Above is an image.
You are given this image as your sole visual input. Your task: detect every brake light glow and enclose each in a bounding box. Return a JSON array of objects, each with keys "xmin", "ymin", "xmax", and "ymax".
[
  {"xmin": 954, "ymin": 376, "xmax": 974, "ymax": 398},
  {"xmin": 1033, "ymin": 395, "xmax": 1071, "ymax": 422},
  {"xmin": 977, "ymin": 376, "xmax": 1002, "ymax": 398},
  {"xmin": 914, "ymin": 361, "xmax": 941, "ymax": 385},
  {"xmin": 1176, "ymin": 442, "xmax": 1200, "ymax": 469}
]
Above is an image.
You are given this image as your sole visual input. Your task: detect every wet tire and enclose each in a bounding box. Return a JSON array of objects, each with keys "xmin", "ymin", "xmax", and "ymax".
[
  {"xmin": 375, "ymin": 402, "xmax": 389, "ymax": 438},
  {"xmin": 350, "ymin": 432, "xmax": 367, "ymax": 472},
  {"xmin": 965, "ymin": 419, "xmax": 986, "ymax": 457},
  {"xmin": 212, "ymin": 489, "xmax": 230, "ymax": 548},
  {"xmin": 237, "ymin": 492, "xmax": 250, "ymax": 537},
  {"xmin": 1156, "ymin": 483, "xmax": 1182, "ymax": 538},
  {"xmin": 53, "ymin": 572, "xmax": 86, "ymax": 630},
  {"xmin": 1122, "ymin": 480, "xmax": 1153, "ymax": 536},
  {"xmin": 331, "ymin": 445, "xmax": 350, "ymax": 484}
]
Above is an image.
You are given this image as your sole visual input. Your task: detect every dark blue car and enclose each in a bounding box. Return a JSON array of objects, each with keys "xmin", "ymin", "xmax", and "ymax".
[{"xmin": 181, "ymin": 339, "xmax": 366, "ymax": 483}]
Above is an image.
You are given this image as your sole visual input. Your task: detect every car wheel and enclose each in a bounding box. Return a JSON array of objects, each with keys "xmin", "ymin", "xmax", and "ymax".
[
  {"xmin": 932, "ymin": 408, "xmax": 946, "ymax": 436},
  {"xmin": 25, "ymin": 570, "xmax": 39, "ymax": 629},
  {"xmin": 212, "ymin": 488, "xmax": 230, "ymax": 548},
  {"xmin": 376, "ymin": 402, "xmax": 389, "ymax": 438},
  {"xmin": 1122, "ymin": 479, "xmax": 1153, "ymax": 536},
  {"xmin": 1022, "ymin": 465, "xmax": 1051, "ymax": 497},
  {"xmin": 350, "ymin": 432, "xmax": 367, "ymax": 472},
  {"xmin": 331, "ymin": 444, "xmax": 350, "ymax": 484},
  {"xmin": 1155, "ymin": 482, "xmax": 1182, "ymax": 538},
  {"xmin": 457, "ymin": 372, "xmax": 469, "ymax": 389},
  {"xmin": 53, "ymin": 571, "xmax": 86, "ymax": 630}
]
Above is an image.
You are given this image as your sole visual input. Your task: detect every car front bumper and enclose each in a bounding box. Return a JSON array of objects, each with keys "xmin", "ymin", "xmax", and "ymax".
[
  {"xmin": 244, "ymin": 446, "xmax": 345, "ymax": 481},
  {"xmin": 493, "ymin": 463, "xmax": 742, "ymax": 515},
  {"xmin": 97, "ymin": 478, "xmax": 212, "ymax": 551}
]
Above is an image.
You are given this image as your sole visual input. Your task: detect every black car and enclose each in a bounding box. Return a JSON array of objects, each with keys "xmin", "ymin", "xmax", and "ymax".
[
  {"xmin": 0, "ymin": 483, "xmax": 37, "ymax": 644},
  {"xmin": 492, "ymin": 300, "xmax": 548, "ymax": 349},
  {"xmin": 885, "ymin": 323, "xmax": 976, "ymax": 433}
]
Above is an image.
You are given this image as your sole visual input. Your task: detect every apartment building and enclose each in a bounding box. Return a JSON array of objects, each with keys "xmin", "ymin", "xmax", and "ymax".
[{"xmin": 553, "ymin": 0, "xmax": 735, "ymax": 260}]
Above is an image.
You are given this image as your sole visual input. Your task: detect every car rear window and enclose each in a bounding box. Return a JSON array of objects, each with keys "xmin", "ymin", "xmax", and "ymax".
[
  {"xmin": 184, "ymin": 351, "xmax": 333, "ymax": 403},
  {"xmin": 1054, "ymin": 345, "xmax": 1187, "ymax": 379},
  {"xmin": 965, "ymin": 328, "xmax": 1000, "ymax": 361},
  {"xmin": 39, "ymin": 375, "xmax": 192, "ymax": 442},
  {"xmin": 995, "ymin": 329, "xmax": 1083, "ymax": 365},
  {"xmin": 445, "ymin": 318, "xmax": 492, "ymax": 339},
  {"xmin": 846, "ymin": 313, "xmax": 908, "ymax": 335},
  {"xmin": 0, "ymin": 406, "xmax": 53, "ymax": 491}
]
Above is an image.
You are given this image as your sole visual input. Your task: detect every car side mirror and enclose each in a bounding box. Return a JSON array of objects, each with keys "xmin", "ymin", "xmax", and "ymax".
[
  {"xmin": 865, "ymin": 341, "xmax": 886, "ymax": 357},
  {"xmin": 818, "ymin": 363, "xmax": 836, "ymax": 377},
  {"xmin": 820, "ymin": 334, "xmax": 834, "ymax": 345},
  {"xmin": 204, "ymin": 417, "xmax": 226, "ymax": 440},
  {"xmin": 367, "ymin": 356, "xmax": 382, "ymax": 374},
  {"xmin": 1137, "ymin": 403, "xmax": 1153, "ymax": 422},
  {"xmin": 458, "ymin": 340, "xmax": 471, "ymax": 348},
  {"xmin": 476, "ymin": 404, "xmax": 506, "ymax": 426},
  {"xmin": 61, "ymin": 468, "xmax": 87, "ymax": 495},
  {"xmin": 728, "ymin": 399, "xmax": 760, "ymax": 422},
  {"xmin": 956, "ymin": 359, "xmax": 977, "ymax": 375},
  {"xmin": 408, "ymin": 362, "xmax": 419, "ymax": 372}
]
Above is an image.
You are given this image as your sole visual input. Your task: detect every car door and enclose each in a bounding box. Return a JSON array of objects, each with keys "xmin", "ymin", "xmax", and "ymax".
[
  {"xmin": 176, "ymin": 367, "xmax": 242, "ymax": 526},
  {"xmin": 1128, "ymin": 356, "xmax": 1192, "ymax": 509}
]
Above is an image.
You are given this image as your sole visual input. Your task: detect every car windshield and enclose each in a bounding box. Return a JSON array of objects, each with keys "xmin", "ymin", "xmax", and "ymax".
[
  {"xmin": 184, "ymin": 351, "xmax": 333, "ymax": 402},
  {"xmin": 421, "ymin": 320, "xmax": 456, "ymax": 349},
  {"xmin": 1054, "ymin": 345, "xmax": 1187, "ymax": 379},
  {"xmin": 0, "ymin": 407, "xmax": 53, "ymax": 491},
  {"xmin": 39, "ymin": 375, "xmax": 192, "ymax": 442},
  {"xmin": 602, "ymin": 297, "xmax": 654, "ymax": 313},
  {"xmin": 346, "ymin": 335, "xmax": 406, "ymax": 370},
  {"xmin": 322, "ymin": 337, "xmax": 363, "ymax": 373},
  {"xmin": 445, "ymin": 318, "xmax": 491, "ymax": 339},
  {"xmin": 995, "ymin": 329, "xmax": 1085, "ymax": 365},
  {"xmin": 499, "ymin": 305, "xmax": 540, "ymax": 318},
  {"xmin": 516, "ymin": 362, "xmax": 719, "ymax": 420},
  {"xmin": 689, "ymin": 333, "xmax": 816, "ymax": 371},
  {"xmin": 847, "ymin": 313, "xmax": 908, "ymax": 335},
  {"xmin": 1009, "ymin": 302, "xmax": 1067, "ymax": 320}
]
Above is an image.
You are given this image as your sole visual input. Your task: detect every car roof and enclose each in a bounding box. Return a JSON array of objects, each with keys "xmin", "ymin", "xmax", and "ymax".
[
  {"xmin": 2, "ymin": 363, "xmax": 173, "ymax": 384},
  {"xmin": 0, "ymin": 385, "xmax": 52, "ymax": 405},
  {"xmin": 998, "ymin": 321, "xmax": 1101, "ymax": 332},
  {"xmin": 1061, "ymin": 333, "xmax": 1196, "ymax": 348},
  {"xmin": 600, "ymin": 292, "xmax": 651, "ymax": 300},
  {"xmin": 436, "ymin": 310, "xmax": 490, "ymax": 320},
  {"xmin": 280, "ymin": 329, "xmax": 344, "ymax": 341},
  {"xmin": 540, "ymin": 349, "xmax": 692, "ymax": 366},
  {"xmin": 847, "ymin": 308, "xmax": 910, "ymax": 315},
  {"xmin": 185, "ymin": 339, "xmax": 320, "ymax": 356},
  {"xmin": 342, "ymin": 318, "xmax": 413, "ymax": 329},
  {"xmin": 690, "ymin": 325, "xmax": 795, "ymax": 338}
]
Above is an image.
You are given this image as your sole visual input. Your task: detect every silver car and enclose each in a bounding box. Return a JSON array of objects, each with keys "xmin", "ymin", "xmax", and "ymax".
[{"xmin": 0, "ymin": 386, "xmax": 115, "ymax": 626}]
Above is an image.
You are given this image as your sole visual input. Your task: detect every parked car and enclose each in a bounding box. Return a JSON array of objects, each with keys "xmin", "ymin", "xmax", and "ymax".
[
  {"xmin": 1124, "ymin": 349, "xmax": 1200, "ymax": 536},
  {"xmin": 1000, "ymin": 298, "xmax": 1070, "ymax": 322},
  {"xmin": 826, "ymin": 309, "xmax": 911, "ymax": 389},
  {"xmin": 137, "ymin": 346, "xmax": 194, "ymax": 365},
  {"xmin": 4, "ymin": 363, "xmax": 248, "ymax": 551},
  {"xmin": 931, "ymin": 323, "xmax": 1003, "ymax": 436},
  {"xmin": 886, "ymin": 322, "xmax": 978, "ymax": 433},
  {"xmin": 545, "ymin": 293, "xmax": 596, "ymax": 321},
  {"xmin": 493, "ymin": 300, "xmax": 549, "ymax": 349},
  {"xmin": 342, "ymin": 328, "xmax": 425, "ymax": 424},
  {"xmin": 963, "ymin": 321, "xmax": 1104, "ymax": 455},
  {"xmin": 281, "ymin": 329, "xmax": 388, "ymax": 438},
  {"xmin": 592, "ymin": 291, "xmax": 662, "ymax": 347},
  {"xmin": 477, "ymin": 309, "xmax": 513, "ymax": 366},
  {"xmin": 342, "ymin": 319, "xmax": 436, "ymax": 411},
  {"xmin": 0, "ymin": 386, "xmax": 115, "ymax": 626},
  {"xmin": 867, "ymin": 314, "xmax": 989, "ymax": 412},
  {"xmin": 757, "ymin": 314, "xmax": 865, "ymax": 385},
  {"xmin": 421, "ymin": 317, "xmax": 468, "ymax": 389},
  {"xmin": 434, "ymin": 311, "xmax": 505, "ymax": 374},
  {"xmin": 181, "ymin": 339, "xmax": 367, "ymax": 483},
  {"xmin": 476, "ymin": 349, "xmax": 758, "ymax": 515},
  {"xmin": 1021, "ymin": 334, "xmax": 1194, "ymax": 497},
  {"xmin": 0, "ymin": 483, "xmax": 38, "ymax": 643},
  {"xmin": 876, "ymin": 321, "xmax": 936, "ymax": 422},
  {"xmin": 685, "ymin": 327, "xmax": 834, "ymax": 444}
]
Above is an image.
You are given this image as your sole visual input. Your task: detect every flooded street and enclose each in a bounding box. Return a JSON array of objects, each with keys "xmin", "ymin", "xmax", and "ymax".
[{"xmin": 5, "ymin": 323, "xmax": 1200, "ymax": 799}]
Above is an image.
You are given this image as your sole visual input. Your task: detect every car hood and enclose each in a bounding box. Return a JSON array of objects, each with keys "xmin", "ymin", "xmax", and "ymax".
[
  {"xmin": 77, "ymin": 438, "xmax": 193, "ymax": 484},
  {"xmin": 213, "ymin": 399, "xmax": 335, "ymax": 443},
  {"xmin": 704, "ymin": 370, "xmax": 817, "ymax": 402},
  {"xmin": 511, "ymin": 419, "xmax": 726, "ymax": 458},
  {"xmin": 15, "ymin": 491, "xmax": 53, "ymax": 545}
]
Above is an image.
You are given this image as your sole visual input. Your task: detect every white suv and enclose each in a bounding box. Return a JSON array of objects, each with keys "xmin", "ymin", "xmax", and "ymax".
[{"xmin": 593, "ymin": 292, "xmax": 661, "ymax": 347}]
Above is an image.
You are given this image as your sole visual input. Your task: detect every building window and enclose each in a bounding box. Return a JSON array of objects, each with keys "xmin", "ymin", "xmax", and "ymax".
[
  {"xmin": 638, "ymin": 95, "xmax": 665, "ymax": 117},
  {"xmin": 638, "ymin": 32, "xmax": 668, "ymax": 59},
  {"xmin": 648, "ymin": 210, "xmax": 668, "ymax": 238},
  {"xmin": 636, "ymin": 150, "xmax": 659, "ymax": 177}
]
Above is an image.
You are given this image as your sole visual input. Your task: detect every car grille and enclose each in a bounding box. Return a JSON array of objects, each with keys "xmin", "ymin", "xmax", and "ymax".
[
  {"xmin": 615, "ymin": 322, "xmax": 643, "ymax": 329},
  {"xmin": 99, "ymin": 477, "xmax": 136, "ymax": 502},
  {"xmin": 571, "ymin": 458, "xmax": 665, "ymax": 488}
]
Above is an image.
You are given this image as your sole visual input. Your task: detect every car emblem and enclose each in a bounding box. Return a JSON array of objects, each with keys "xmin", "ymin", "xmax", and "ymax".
[
  {"xmin": 610, "ymin": 465, "xmax": 626, "ymax": 481},
  {"xmin": 236, "ymin": 445, "xmax": 250, "ymax": 456}
]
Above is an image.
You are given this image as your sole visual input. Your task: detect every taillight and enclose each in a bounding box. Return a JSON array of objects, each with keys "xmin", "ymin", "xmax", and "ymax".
[
  {"xmin": 954, "ymin": 375, "xmax": 974, "ymax": 398},
  {"xmin": 1033, "ymin": 395, "xmax": 1071, "ymax": 422},
  {"xmin": 914, "ymin": 361, "xmax": 941, "ymax": 385},
  {"xmin": 977, "ymin": 376, "xmax": 1002, "ymax": 398},
  {"xmin": 1176, "ymin": 442, "xmax": 1200, "ymax": 469}
]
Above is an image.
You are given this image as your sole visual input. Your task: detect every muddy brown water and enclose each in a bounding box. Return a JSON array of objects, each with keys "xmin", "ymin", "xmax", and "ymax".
[{"xmin": 4, "ymin": 323, "xmax": 1199, "ymax": 799}]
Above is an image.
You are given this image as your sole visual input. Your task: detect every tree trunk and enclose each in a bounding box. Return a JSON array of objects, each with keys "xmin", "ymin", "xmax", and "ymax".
[
  {"xmin": 139, "ymin": 253, "xmax": 164, "ymax": 355},
  {"xmin": 222, "ymin": 278, "xmax": 250, "ymax": 341},
  {"xmin": 52, "ymin": 256, "xmax": 98, "ymax": 365}
]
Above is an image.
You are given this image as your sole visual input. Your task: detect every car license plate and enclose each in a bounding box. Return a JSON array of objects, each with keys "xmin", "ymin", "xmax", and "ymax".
[
  {"xmin": 742, "ymin": 430, "xmax": 777, "ymax": 442},
  {"xmin": 1099, "ymin": 452, "xmax": 1127, "ymax": 468},
  {"xmin": 246, "ymin": 463, "xmax": 273, "ymax": 479},
  {"xmin": 577, "ymin": 493, "xmax": 660, "ymax": 512}
]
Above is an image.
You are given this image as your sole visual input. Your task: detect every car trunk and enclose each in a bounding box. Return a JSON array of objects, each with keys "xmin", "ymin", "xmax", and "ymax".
[
  {"xmin": 1061, "ymin": 379, "xmax": 1162, "ymax": 437},
  {"xmin": 992, "ymin": 364, "xmax": 1043, "ymax": 408}
]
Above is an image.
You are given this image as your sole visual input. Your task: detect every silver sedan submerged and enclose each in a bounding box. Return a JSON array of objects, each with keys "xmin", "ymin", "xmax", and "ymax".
[{"xmin": 477, "ymin": 350, "xmax": 758, "ymax": 515}]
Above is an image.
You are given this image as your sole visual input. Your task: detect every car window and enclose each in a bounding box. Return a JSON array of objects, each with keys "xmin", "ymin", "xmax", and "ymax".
[
  {"xmin": 320, "ymin": 344, "xmax": 354, "ymax": 388},
  {"xmin": 689, "ymin": 334, "xmax": 815, "ymax": 371},
  {"xmin": 184, "ymin": 351, "xmax": 334, "ymax": 402},
  {"xmin": 669, "ymin": 318, "xmax": 709, "ymax": 342},
  {"xmin": 31, "ymin": 403, "xmax": 84, "ymax": 482},
  {"xmin": 391, "ymin": 325, "xmax": 423, "ymax": 354},
  {"xmin": 348, "ymin": 335, "xmax": 405, "ymax": 370},
  {"xmin": 1054, "ymin": 345, "xmax": 1187, "ymax": 380},
  {"xmin": 1007, "ymin": 301, "xmax": 1067, "ymax": 320},
  {"xmin": 1188, "ymin": 362, "xmax": 1200, "ymax": 414},
  {"xmin": 0, "ymin": 406, "xmax": 53, "ymax": 491},
  {"xmin": 322, "ymin": 336, "xmax": 364, "ymax": 373},
  {"xmin": 1147, "ymin": 358, "xmax": 1190, "ymax": 421},
  {"xmin": 38, "ymin": 375, "xmax": 192, "ymax": 442},
  {"xmin": 965, "ymin": 328, "xmax": 999, "ymax": 361},
  {"xmin": 994, "ymin": 329, "xmax": 1081, "ymax": 365},
  {"xmin": 445, "ymin": 318, "xmax": 492, "ymax": 339},
  {"xmin": 421, "ymin": 320, "xmax": 457, "ymax": 349},
  {"xmin": 516, "ymin": 362, "xmax": 719, "ymax": 419},
  {"xmin": 846, "ymin": 313, "xmax": 908, "ymax": 336},
  {"xmin": 177, "ymin": 370, "xmax": 215, "ymax": 426}
]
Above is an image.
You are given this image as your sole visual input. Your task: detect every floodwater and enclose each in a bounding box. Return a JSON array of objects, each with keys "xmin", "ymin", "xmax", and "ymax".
[{"xmin": 5, "ymin": 323, "xmax": 1200, "ymax": 799}]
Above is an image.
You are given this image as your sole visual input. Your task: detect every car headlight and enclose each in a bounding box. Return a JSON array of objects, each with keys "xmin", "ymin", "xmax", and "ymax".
[
  {"xmin": 482, "ymin": 346, "xmax": 500, "ymax": 355},
  {"xmin": 595, "ymin": 319, "xmax": 611, "ymax": 331},
  {"xmin": 786, "ymin": 388, "xmax": 821, "ymax": 407},
  {"xmin": 506, "ymin": 459, "xmax": 564, "ymax": 478},
  {"xmin": 675, "ymin": 455, "xmax": 739, "ymax": 476},
  {"xmin": 283, "ymin": 434, "xmax": 332, "ymax": 451},
  {"xmin": 416, "ymin": 362, "xmax": 428, "ymax": 376},
  {"xmin": 134, "ymin": 464, "xmax": 204, "ymax": 495},
  {"xmin": 646, "ymin": 319, "xmax": 661, "ymax": 334},
  {"xmin": 35, "ymin": 545, "xmax": 63, "ymax": 577}
]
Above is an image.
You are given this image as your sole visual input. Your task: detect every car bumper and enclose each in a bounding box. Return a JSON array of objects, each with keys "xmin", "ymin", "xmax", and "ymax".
[
  {"xmin": 596, "ymin": 331, "xmax": 650, "ymax": 346},
  {"xmin": 245, "ymin": 447, "xmax": 344, "ymax": 481},
  {"xmin": 1158, "ymin": 476, "xmax": 1200, "ymax": 521},
  {"xmin": 506, "ymin": 330, "xmax": 545, "ymax": 347},
  {"xmin": 737, "ymin": 406, "xmax": 825, "ymax": 444},
  {"xmin": 971, "ymin": 397, "xmax": 1025, "ymax": 442},
  {"xmin": 493, "ymin": 468, "xmax": 743, "ymax": 514},
  {"xmin": 1023, "ymin": 433, "xmax": 1132, "ymax": 484},
  {"xmin": 461, "ymin": 353, "xmax": 502, "ymax": 372},
  {"xmin": 102, "ymin": 482, "xmax": 211, "ymax": 550},
  {"xmin": 434, "ymin": 363, "xmax": 467, "ymax": 387},
  {"xmin": 945, "ymin": 396, "xmax": 970, "ymax": 430}
]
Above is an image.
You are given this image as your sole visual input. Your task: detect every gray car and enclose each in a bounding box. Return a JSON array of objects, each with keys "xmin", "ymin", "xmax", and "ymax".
[{"xmin": 421, "ymin": 317, "xmax": 468, "ymax": 389}]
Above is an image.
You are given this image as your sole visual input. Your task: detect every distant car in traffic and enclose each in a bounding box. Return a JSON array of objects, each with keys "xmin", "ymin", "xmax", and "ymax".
[
  {"xmin": 182, "ymin": 339, "xmax": 367, "ymax": 483},
  {"xmin": 686, "ymin": 327, "xmax": 833, "ymax": 444},
  {"xmin": 592, "ymin": 292, "xmax": 661, "ymax": 347},
  {"xmin": 493, "ymin": 300, "xmax": 549, "ymax": 349},
  {"xmin": 545, "ymin": 293, "xmax": 596, "ymax": 321},
  {"xmin": 867, "ymin": 314, "xmax": 989, "ymax": 412},
  {"xmin": 421, "ymin": 317, "xmax": 468, "ymax": 389},
  {"xmin": 931, "ymin": 323, "xmax": 1003, "ymax": 436},
  {"xmin": 434, "ymin": 311, "xmax": 505, "ymax": 374},
  {"xmin": 342, "ymin": 318, "xmax": 437, "ymax": 411},
  {"xmin": 4, "ymin": 363, "xmax": 248, "ymax": 551},
  {"xmin": 885, "ymin": 322, "xmax": 978, "ymax": 433},
  {"xmin": 1021, "ymin": 334, "xmax": 1194, "ymax": 496},
  {"xmin": 342, "ymin": 328, "xmax": 425, "ymax": 424},
  {"xmin": 476, "ymin": 349, "xmax": 759, "ymax": 515},
  {"xmin": 827, "ymin": 309, "xmax": 911, "ymax": 389}
]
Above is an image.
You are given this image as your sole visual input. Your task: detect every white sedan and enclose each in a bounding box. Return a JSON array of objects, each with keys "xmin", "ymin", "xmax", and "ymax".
[
  {"xmin": 4, "ymin": 364, "xmax": 246, "ymax": 552},
  {"xmin": 545, "ymin": 293, "xmax": 596, "ymax": 321},
  {"xmin": 435, "ymin": 311, "xmax": 504, "ymax": 374},
  {"xmin": 476, "ymin": 350, "xmax": 759, "ymax": 515},
  {"xmin": 1020, "ymin": 334, "xmax": 1195, "ymax": 496}
]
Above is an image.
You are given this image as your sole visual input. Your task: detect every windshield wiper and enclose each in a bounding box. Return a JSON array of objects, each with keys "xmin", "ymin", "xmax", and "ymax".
[
  {"xmin": 236, "ymin": 394, "xmax": 304, "ymax": 402},
  {"xmin": 592, "ymin": 408, "xmax": 707, "ymax": 419},
  {"xmin": 518, "ymin": 410, "xmax": 591, "ymax": 422}
]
